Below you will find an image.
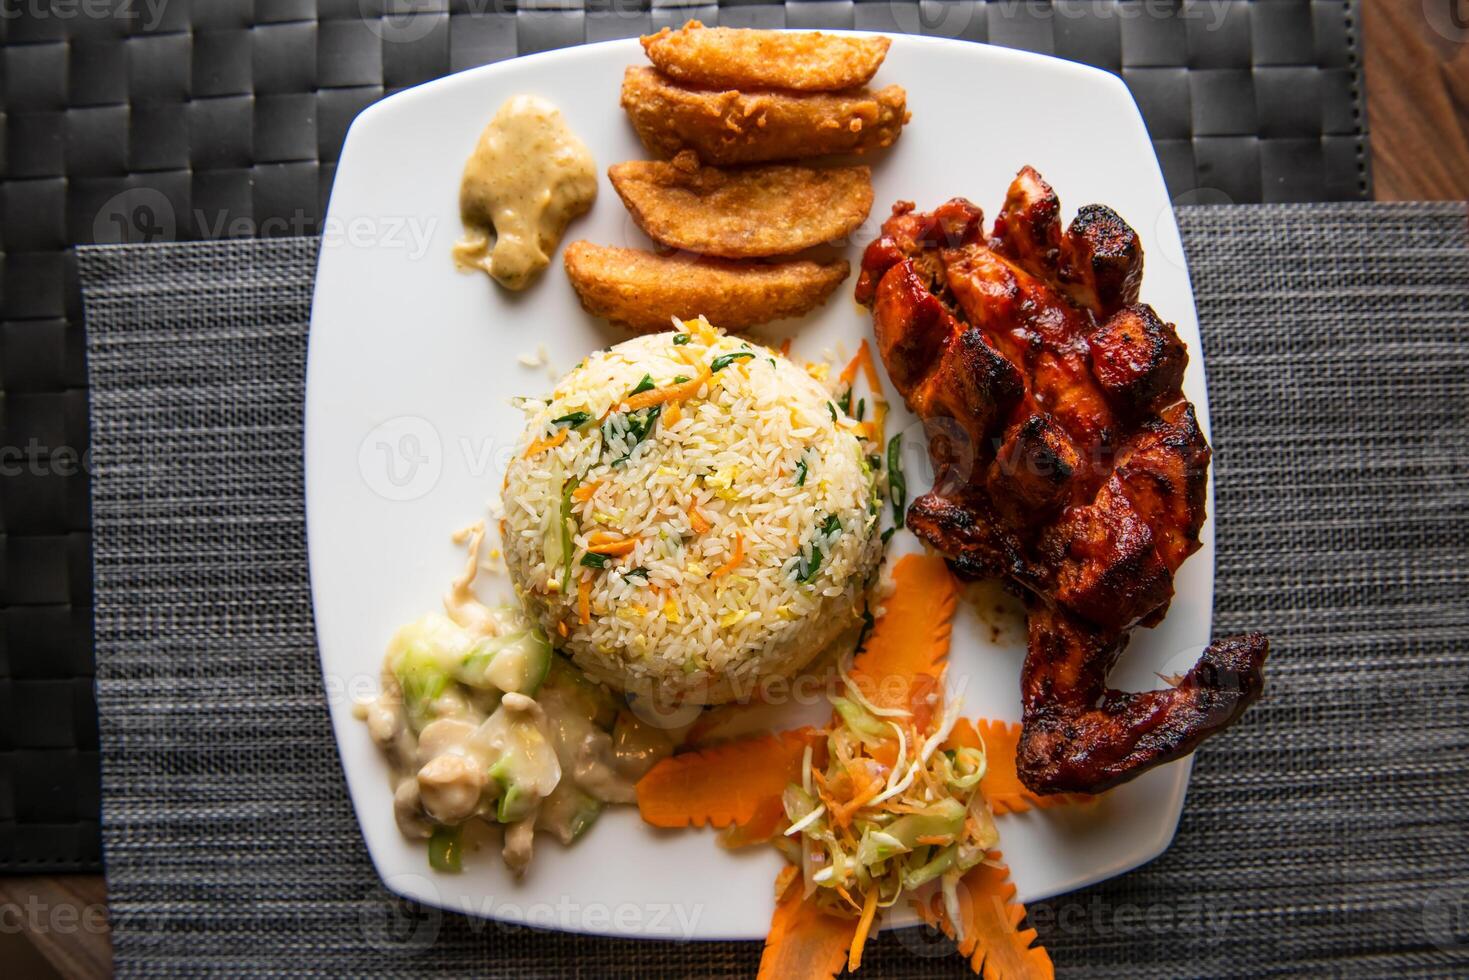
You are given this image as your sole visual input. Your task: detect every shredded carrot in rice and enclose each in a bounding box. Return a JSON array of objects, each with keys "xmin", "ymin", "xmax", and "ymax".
[
  {"xmin": 710, "ymin": 532, "xmax": 745, "ymax": 578},
  {"xmin": 689, "ymin": 503, "xmax": 711, "ymax": 534},
  {"xmin": 586, "ymin": 537, "xmax": 638, "ymax": 556},
  {"xmin": 621, "ymin": 366, "xmax": 711, "ymax": 412},
  {"xmin": 524, "ymin": 428, "xmax": 568, "ymax": 457},
  {"xmin": 577, "ymin": 578, "xmax": 591, "ymax": 625},
  {"xmin": 571, "ymin": 481, "xmax": 599, "ymax": 502}
]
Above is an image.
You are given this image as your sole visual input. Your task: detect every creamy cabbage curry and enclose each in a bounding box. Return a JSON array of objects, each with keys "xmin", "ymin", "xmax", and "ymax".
[{"xmin": 358, "ymin": 524, "xmax": 671, "ymax": 875}]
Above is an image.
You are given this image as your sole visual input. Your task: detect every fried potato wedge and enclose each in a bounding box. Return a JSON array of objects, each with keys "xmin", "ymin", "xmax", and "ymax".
[
  {"xmin": 564, "ymin": 241, "xmax": 849, "ymax": 333},
  {"xmin": 621, "ymin": 67, "xmax": 909, "ymax": 165},
  {"xmin": 608, "ymin": 154, "xmax": 874, "ymax": 258},
  {"xmin": 640, "ymin": 20, "xmax": 890, "ymax": 92}
]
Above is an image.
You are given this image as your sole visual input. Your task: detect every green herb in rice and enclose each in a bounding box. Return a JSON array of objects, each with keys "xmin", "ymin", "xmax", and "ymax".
[
  {"xmin": 710, "ymin": 351, "xmax": 756, "ymax": 373},
  {"xmin": 888, "ymin": 433, "xmax": 907, "ymax": 528},
  {"xmin": 552, "ymin": 411, "xmax": 591, "ymax": 429}
]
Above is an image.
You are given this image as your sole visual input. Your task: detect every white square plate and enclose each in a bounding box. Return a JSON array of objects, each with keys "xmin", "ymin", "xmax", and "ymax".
[{"xmin": 306, "ymin": 32, "xmax": 1213, "ymax": 941}]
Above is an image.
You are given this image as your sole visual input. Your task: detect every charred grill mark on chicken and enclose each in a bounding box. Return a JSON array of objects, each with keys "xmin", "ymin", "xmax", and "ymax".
[{"xmin": 858, "ymin": 166, "xmax": 1269, "ymax": 795}]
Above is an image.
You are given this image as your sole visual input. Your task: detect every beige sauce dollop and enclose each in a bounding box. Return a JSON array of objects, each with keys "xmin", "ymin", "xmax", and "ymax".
[{"xmin": 453, "ymin": 94, "xmax": 597, "ymax": 291}]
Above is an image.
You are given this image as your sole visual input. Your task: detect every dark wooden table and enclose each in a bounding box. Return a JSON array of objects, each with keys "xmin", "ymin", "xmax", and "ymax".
[
  {"xmin": 1365, "ymin": 0, "xmax": 1469, "ymax": 199},
  {"xmin": 5, "ymin": 3, "xmax": 1465, "ymax": 977}
]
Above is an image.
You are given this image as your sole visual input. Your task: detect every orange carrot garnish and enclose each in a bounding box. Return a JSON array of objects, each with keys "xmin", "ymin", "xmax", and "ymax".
[
  {"xmin": 710, "ymin": 532, "xmax": 745, "ymax": 578},
  {"xmin": 571, "ymin": 481, "xmax": 599, "ymax": 502},
  {"xmin": 831, "ymin": 781, "xmax": 883, "ymax": 828},
  {"xmin": 757, "ymin": 885, "xmax": 858, "ymax": 980},
  {"xmin": 858, "ymin": 340, "xmax": 881, "ymax": 390},
  {"xmin": 838, "ymin": 339, "xmax": 865, "ymax": 387},
  {"xmin": 719, "ymin": 795, "xmax": 788, "ymax": 849},
  {"xmin": 577, "ymin": 578, "xmax": 591, "ymax": 625},
  {"xmin": 945, "ymin": 719, "xmax": 1091, "ymax": 815},
  {"xmin": 868, "ymin": 739, "xmax": 899, "ymax": 769},
  {"xmin": 524, "ymin": 428, "xmax": 569, "ymax": 457},
  {"xmin": 838, "ymin": 338, "xmax": 880, "ymax": 392},
  {"xmin": 809, "ymin": 768, "xmax": 842, "ymax": 817},
  {"xmin": 848, "ymin": 884, "xmax": 880, "ymax": 971},
  {"xmin": 636, "ymin": 728, "xmax": 821, "ymax": 830},
  {"xmin": 850, "ymin": 553, "xmax": 958, "ymax": 717},
  {"xmin": 774, "ymin": 863, "xmax": 800, "ymax": 902},
  {"xmin": 689, "ymin": 503, "xmax": 711, "ymax": 534},
  {"xmin": 911, "ymin": 851, "xmax": 1054, "ymax": 980},
  {"xmin": 621, "ymin": 367, "xmax": 711, "ymax": 412},
  {"xmin": 586, "ymin": 537, "xmax": 638, "ymax": 556}
]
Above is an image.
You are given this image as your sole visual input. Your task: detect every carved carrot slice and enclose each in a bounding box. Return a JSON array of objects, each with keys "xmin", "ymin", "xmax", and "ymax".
[
  {"xmin": 757, "ymin": 883, "xmax": 858, "ymax": 980},
  {"xmin": 850, "ymin": 552, "xmax": 958, "ymax": 721},
  {"xmin": 636, "ymin": 728, "xmax": 821, "ymax": 830},
  {"xmin": 912, "ymin": 851, "xmax": 1054, "ymax": 980},
  {"xmin": 946, "ymin": 719, "xmax": 1091, "ymax": 816}
]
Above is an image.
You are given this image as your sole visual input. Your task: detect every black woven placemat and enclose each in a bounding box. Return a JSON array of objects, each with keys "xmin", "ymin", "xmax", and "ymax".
[
  {"xmin": 75, "ymin": 201, "xmax": 1469, "ymax": 977},
  {"xmin": 0, "ymin": 0, "xmax": 1372, "ymax": 875}
]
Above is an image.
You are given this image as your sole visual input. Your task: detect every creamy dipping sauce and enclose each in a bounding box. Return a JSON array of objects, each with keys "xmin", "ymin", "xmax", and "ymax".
[{"xmin": 453, "ymin": 94, "xmax": 598, "ymax": 291}]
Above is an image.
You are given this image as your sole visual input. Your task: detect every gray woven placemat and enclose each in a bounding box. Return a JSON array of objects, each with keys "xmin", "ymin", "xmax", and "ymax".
[{"xmin": 78, "ymin": 202, "xmax": 1469, "ymax": 978}]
